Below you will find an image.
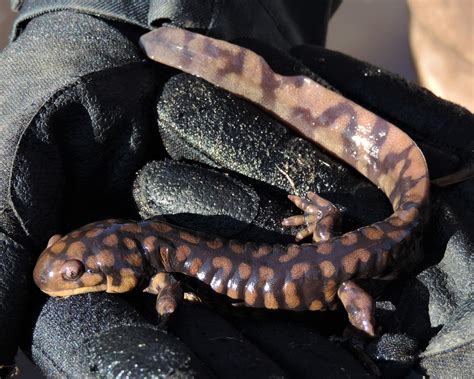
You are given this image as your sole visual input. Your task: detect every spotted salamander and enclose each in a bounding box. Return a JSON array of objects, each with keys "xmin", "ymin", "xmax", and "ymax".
[{"xmin": 33, "ymin": 27, "xmax": 430, "ymax": 336}]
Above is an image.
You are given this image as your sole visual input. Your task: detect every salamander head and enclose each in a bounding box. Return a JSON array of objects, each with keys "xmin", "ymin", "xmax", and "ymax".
[{"xmin": 33, "ymin": 219, "xmax": 145, "ymax": 297}]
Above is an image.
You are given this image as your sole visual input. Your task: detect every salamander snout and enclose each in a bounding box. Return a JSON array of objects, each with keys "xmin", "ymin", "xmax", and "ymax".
[
  {"xmin": 33, "ymin": 235, "xmax": 107, "ymax": 297},
  {"xmin": 34, "ymin": 219, "xmax": 146, "ymax": 297}
]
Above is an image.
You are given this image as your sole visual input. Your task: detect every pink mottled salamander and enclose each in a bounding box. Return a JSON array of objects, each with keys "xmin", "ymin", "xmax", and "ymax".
[{"xmin": 33, "ymin": 27, "xmax": 430, "ymax": 336}]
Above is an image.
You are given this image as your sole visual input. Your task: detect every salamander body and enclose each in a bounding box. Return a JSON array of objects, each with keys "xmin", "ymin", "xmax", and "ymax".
[{"xmin": 33, "ymin": 27, "xmax": 430, "ymax": 336}]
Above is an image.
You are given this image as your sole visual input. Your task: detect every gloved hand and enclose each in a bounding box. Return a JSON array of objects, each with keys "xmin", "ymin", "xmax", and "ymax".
[{"xmin": 0, "ymin": 0, "xmax": 342, "ymax": 377}]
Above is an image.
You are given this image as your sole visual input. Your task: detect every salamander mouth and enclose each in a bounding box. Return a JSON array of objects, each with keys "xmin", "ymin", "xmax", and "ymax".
[{"xmin": 42, "ymin": 284, "xmax": 108, "ymax": 297}]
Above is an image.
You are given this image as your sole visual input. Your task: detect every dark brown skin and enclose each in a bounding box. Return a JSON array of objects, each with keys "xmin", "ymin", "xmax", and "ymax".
[{"xmin": 33, "ymin": 28, "xmax": 430, "ymax": 337}]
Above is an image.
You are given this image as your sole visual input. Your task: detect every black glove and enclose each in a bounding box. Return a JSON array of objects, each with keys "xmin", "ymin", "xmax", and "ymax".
[{"xmin": 0, "ymin": 0, "xmax": 341, "ymax": 377}]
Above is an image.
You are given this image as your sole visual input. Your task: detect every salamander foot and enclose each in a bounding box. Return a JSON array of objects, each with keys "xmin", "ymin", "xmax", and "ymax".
[
  {"xmin": 282, "ymin": 191, "xmax": 340, "ymax": 242},
  {"xmin": 337, "ymin": 281, "xmax": 376, "ymax": 337},
  {"xmin": 144, "ymin": 272, "xmax": 183, "ymax": 323}
]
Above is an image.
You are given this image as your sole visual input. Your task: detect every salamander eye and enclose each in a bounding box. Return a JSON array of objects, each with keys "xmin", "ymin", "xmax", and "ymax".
[{"xmin": 61, "ymin": 260, "xmax": 84, "ymax": 281}]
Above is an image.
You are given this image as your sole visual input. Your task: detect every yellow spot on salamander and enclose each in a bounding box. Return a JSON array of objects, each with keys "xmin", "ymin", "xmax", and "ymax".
[
  {"xmin": 341, "ymin": 233, "xmax": 358, "ymax": 246},
  {"xmin": 176, "ymin": 245, "xmax": 191, "ymax": 262},
  {"xmin": 179, "ymin": 231, "xmax": 200, "ymax": 245},
  {"xmin": 206, "ymin": 238, "xmax": 223, "ymax": 249},
  {"xmin": 264, "ymin": 292, "xmax": 279, "ymax": 309},
  {"xmin": 283, "ymin": 282, "xmax": 300, "ymax": 309},
  {"xmin": 238, "ymin": 263, "xmax": 251, "ymax": 279},
  {"xmin": 253, "ymin": 245, "xmax": 272, "ymax": 258},
  {"xmin": 259, "ymin": 266, "xmax": 274, "ymax": 281},
  {"xmin": 143, "ymin": 236, "xmax": 157, "ymax": 252},
  {"xmin": 323, "ymin": 279, "xmax": 337, "ymax": 302},
  {"xmin": 123, "ymin": 237, "xmax": 137, "ymax": 249},
  {"xmin": 51, "ymin": 242, "xmax": 66, "ymax": 254},
  {"xmin": 124, "ymin": 252, "xmax": 142, "ymax": 267},
  {"xmin": 291, "ymin": 263, "xmax": 310, "ymax": 279},
  {"xmin": 151, "ymin": 222, "xmax": 172, "ymax": 233},
  {"xmin": 121, "ymin": 224, "xmax": 143, "ymax": 234},
  {"xmin": 66, "ymin": 241, "xmax": 86, "ymax": 259},
  {"xmin": 362, "ymin": 226, "xmax": 384, "ymax": 240},
  {"xmin": 309, "ymin": 299, "xmax": 323, "ymax": 310},
  {"xmin": 319, "ymin": 260, "xmax": 336, "ymax": 278},
  {"xmin": 229, "ymin": 240, "xmax": 244, "ymax": 254},
  {"xmin": 85, "ymin": 228, "xmax": 103, "ymax": 238},
  {"xmin": 118, "ymin": 268, "xmax": 138, "ymax": 291},
  {"xmin": 342, "ymin": 249, "xmax": 370, "ymax": 274},
  {"xmin": 97, "ymin": 249, "xmax": 115, "ymax": 267},
  {"xmin": 317, "ymin": 243, "xmax": 333, "ymax": 255},
  {"xmin": 212, "ymin": 256, "xmax": 232, "ymax": 278},
  {"xmin": 279, "ymin": 245, "xmax": 300, "ymax": 263},
  {"xmin": 103, "ymin": 234, "xmax": 119, "ymax": 247},
  {"xmin": 189, "ymin": 258, "xmax": 202, "ymax": 276},
  {"xmin": 244, "ymin": 288, "xmax": 257, "ymax": 306}
]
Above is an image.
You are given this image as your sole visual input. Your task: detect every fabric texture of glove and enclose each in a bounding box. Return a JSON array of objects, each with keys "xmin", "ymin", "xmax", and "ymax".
[{"xmin": 0, "ymin": 9, "xmax": 155, "ymax": 373}]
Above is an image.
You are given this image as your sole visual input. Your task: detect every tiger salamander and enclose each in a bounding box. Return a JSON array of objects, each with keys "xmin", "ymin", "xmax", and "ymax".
[{"xmin": 33, "ymin": 27, "xmax": 430, "ymax": 336}]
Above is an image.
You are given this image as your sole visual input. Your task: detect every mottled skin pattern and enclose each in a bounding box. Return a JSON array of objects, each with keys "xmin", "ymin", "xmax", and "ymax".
[{"xmin": 33, "ymin": 28, "xmax": 430, "ymax": 336}]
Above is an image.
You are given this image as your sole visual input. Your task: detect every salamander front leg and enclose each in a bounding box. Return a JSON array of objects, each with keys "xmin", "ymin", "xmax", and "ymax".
[
  {"xmin": 144, "ymin": 272, "xmax": 183, "ymax": 322},
  {"xmin": 282, "ymin": 191, "xmax": 340, "ymax": 242},
  {"xmin": 337, "ymin": 281, "xmax": 375, "ymax": 337}
]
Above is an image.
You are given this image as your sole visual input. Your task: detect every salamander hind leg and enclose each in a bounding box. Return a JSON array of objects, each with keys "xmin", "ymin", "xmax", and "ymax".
[
  {"xmin": 282, "ymin": 192, "xmax": 340, "ymax": 242},
  {"xmin": 337, "ymin": 281, "xmax": 375, "ymax": 337},
  {"xmin": 144, "ymin": 272, "xmax": 183, "ymax": 322}
]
